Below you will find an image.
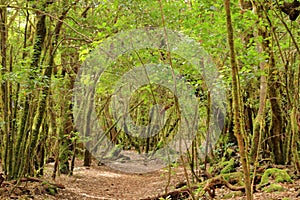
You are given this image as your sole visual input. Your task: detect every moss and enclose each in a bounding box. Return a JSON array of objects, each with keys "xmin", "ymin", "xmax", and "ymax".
[
  {"xmin": 220, "ymin": 158, "xmax": 235, "ymax": 174},
  {"xmin": 263, "ymin": 183, "xmax": 285, "ymax": 193},
  {"xmin": 226, "ymin": 148, "xmax": 234, "ymax": 156},
  {"xmin": 222, "ymin": 191, "xmax": 243, "ymax": 199},
  {"xmin": 259, "ymin": 168, "xmax": 292, "ymax": 187},
  {"xmin": 208, "ymin": 166, "xmax": 214, "ymax": 175},
  {"xmin": 47, "ymin": 187, "xmax": 57, "ymax": 195},
  {"xmin": 222, "ymin": 147, "xmax": 235, "ymax": 160},
  {"xmin": 222, "ymin": 171, "xmax": 244, "ymax": 186},
  {"xmin": 42, "ymin": 182, "xmax": 58, "ymax": 196}
]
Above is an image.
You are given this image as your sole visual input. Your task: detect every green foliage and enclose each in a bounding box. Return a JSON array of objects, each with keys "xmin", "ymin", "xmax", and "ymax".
[
  {"xmin": 259, "ymin": 168, "xmax": 292, "ymax": 187},
  {"xmin": 0, "ymin": 0, "xmax": 299, "ymax": 186},
  {"xmin": 222, "ymin": 171, "xmax": 244, "ymax": 186},
  {"xmin": 220, "ymin": 158, "xmax": 235, "ymax": 174},
  {"xmin": 42, "ymin": 182, "xmax": 58, "ymax": 196},
  {"xmin": 262, "ymin": 183, "xmax": 285, "ymax": 193},
  {"xmin": 93, "ymin": 45, "xmax": 207, "ymax": 153}
]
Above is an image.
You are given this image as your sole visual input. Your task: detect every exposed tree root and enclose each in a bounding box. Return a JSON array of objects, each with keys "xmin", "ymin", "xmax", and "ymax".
[
  {"xmin": 1, "ymin": 177, "xmax": 65, "ymax": 189},
  {"xmin": 141, "ymin": 174, "xmax": 247, "ymax": 200},
  {"xmin": 203, "ymin": 176, "xmax": 245, "ymax": 198},
  {"xmin": 0, "ymin": 176, "xmax": 65, "ymax": 199},
  {"xmin": 141, "ymin": 186, "xmax": 198, "ymax": 200}
]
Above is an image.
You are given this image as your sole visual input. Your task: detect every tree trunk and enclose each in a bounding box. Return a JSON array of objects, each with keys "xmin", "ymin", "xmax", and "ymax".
[
  {"xmin": 250, "ymin": 2, "xmax": 268, "ymax": 163},
  {"xmin": 83, "ymin": 148, "xmax": 92, "ymax": 167},
  {"xmin": 224, "ymin": 0, "xmax": 252, "ymax": 199},
  {"xmin": 268, "ymin": 46, "xmax": 284, "ymax": 165},
  {"xmin": 27, "ymin": 7, "xmax": 48, "ymax": 176},
  {"xmin": 0, "ymin": 5, "xmax": 10, "ymax": 178}
]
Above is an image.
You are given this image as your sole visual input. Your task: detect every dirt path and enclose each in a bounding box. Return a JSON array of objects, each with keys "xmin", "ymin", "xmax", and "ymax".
[
  {"xmin": 47, "ymin": 160, "xmax": 300, "ymax": 200},
  {"xmin": 1, "ymin": 159, "xmax": 300, "ymax": 199},
  {"xmin": 44, "ymin": 160, "xmax": 187, "ymax": 200},
  {"xmin": 41, "ymin": 160, "xmax": 300, "ymax": 200}
]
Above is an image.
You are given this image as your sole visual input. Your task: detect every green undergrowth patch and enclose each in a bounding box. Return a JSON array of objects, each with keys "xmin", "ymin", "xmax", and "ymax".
[
  {"xmin": 42, "ymin": 182, "xmax": 58, "ymax": 196},
  {"xmin": 222, "ymin": 171, "xmax": 244, "ymax": 186},
  {"xmin": 262, "ymin": 183, "xmax": 285, "ymax": 193},
  {"xmin": 259, "ymin": 168, "xmax": 292, "ymax": 188},
  {"xmin": 220, "ymin": 158, "xmax": 235, "ymax": 174}
]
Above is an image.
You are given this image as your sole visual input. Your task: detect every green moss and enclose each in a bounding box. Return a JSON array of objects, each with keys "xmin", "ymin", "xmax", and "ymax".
[
  {"xmin": 222, "ymin": 171, "xmax": 241, "ymax": 180},
  {"xmin": 220, "ymin": 158, "xmax": 235, "ymax": 174},
  {"xmin": 43, "ymin": 182, "xmax": 58, "ymax": 195},
  {"xmin": 47, "ymin": 187, "xmax": 56, "ymax": 195},
  {"xmin": 259, "ymin": 168, "xmax": 292, "ymax": 187},
  {"xmin": 222, "ymin": 191, "xmax": 243, "ymax": 199},
  {"xmin": 222, "ymin": 172, "xmax": 244, "ymax": 186},
  {"xmin": 208, "ymin": 166, "xmax": 214, "ymax": 175},
  {"xmin": 263, "ymin": 183, "xmax": 285, "ymax": 193}
]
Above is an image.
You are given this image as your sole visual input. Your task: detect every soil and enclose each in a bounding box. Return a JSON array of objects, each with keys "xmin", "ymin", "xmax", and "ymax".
[
  {"xmin": 0, "ymin": 159, "xmax": 300, "ymax": 200},
  {"xmin": 47, "ymin": 160, "xmax": 187, "ymax": 200}
]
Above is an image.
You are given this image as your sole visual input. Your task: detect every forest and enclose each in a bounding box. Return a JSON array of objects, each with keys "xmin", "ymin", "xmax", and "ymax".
[{"xmin": 0, "ymin": 0, "xmax": 300, "ymax": 199}]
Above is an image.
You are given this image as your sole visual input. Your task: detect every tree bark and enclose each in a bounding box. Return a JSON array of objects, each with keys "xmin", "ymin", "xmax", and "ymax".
[
  {"xmin": 27, "ymin": 6, "xmax": 48, "ymax": 175},
  {"xmin": 0, "ymin": 4, "xmax": 10, "ymax": 178},
  {"xmin": 250, "ymin": 2, "xmax": 268, "ymax": 163},
  {"xmin": 224, "ymin": 0, "xmax": 252, "ymax": 199},
  {"xmin": 268, "ymin": 44, "xmax": 284, "ymax": 165}
]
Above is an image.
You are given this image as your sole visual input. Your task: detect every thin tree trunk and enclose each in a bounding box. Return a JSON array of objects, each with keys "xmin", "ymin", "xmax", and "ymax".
[
  {"xmin": 291, "ymin": 108, "xmax": 300, "ymax": 173},
  {"xmin": 250, "ymin": 2, "xmax": 268, "ymax": 162},
  {"xmin": 0, "ymin": 4, "xmax": 10, "ymax": 178},
  {"xmin": 224, "ymin": 0, "xmax": 252, "ymax": 199},
  {"xmin": 268, "ymin": 44, "xmax": 284, "ymax": 165},
  {"xmin": 83, "ymin": 148, "xmax": 92, "ymax": 167},
  {"xmin": 13, "ymin": 5, "xmax": 30, "ymax": 179}
]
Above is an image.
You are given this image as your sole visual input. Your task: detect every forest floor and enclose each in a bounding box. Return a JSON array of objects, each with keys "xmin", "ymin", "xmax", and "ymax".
[{"xmin": 1, "ymin": 159, "xmax": 300, "ymax": 200}]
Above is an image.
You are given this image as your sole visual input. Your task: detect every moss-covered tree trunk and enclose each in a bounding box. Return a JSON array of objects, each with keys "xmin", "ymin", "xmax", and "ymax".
[
  {"xmin": 0, "ymin": 3, "xmax": 11, "ymax": 178},
  {"xmin": 250, "ymin": 2, "xmax": 268, "ymax": 163},
  {"xmin": 267, "ymin": 39, "xmax": 284, "ymax": 165},
  {"xmin": 224, "ymin": 0, "xmax": 252, "ymax": 199},
  {"xmin": 26, "ymin": 3, "xmax": 48, "ymax": 176},
  {"xmin": 13, "ymin": 5, "xmax": 34, "ymax": 179}
]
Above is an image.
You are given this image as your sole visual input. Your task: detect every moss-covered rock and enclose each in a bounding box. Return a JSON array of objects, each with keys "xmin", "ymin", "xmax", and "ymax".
[
  {"xmin": 222, "ymin": 171, "xmax": 244, "ymax": 186},
  {"xmin": 259, "ymin": 168, "xmax": 292, "ymax": 187},
  {"xmin": 262, "ymin": 183, "xmax": 285, "ymax": 193}
]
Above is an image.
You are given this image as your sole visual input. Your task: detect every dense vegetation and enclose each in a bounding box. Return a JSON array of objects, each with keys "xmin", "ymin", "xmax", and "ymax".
[{"xmin": 0, "ymin": 0, "xmax": 299, "ymax": 199}]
